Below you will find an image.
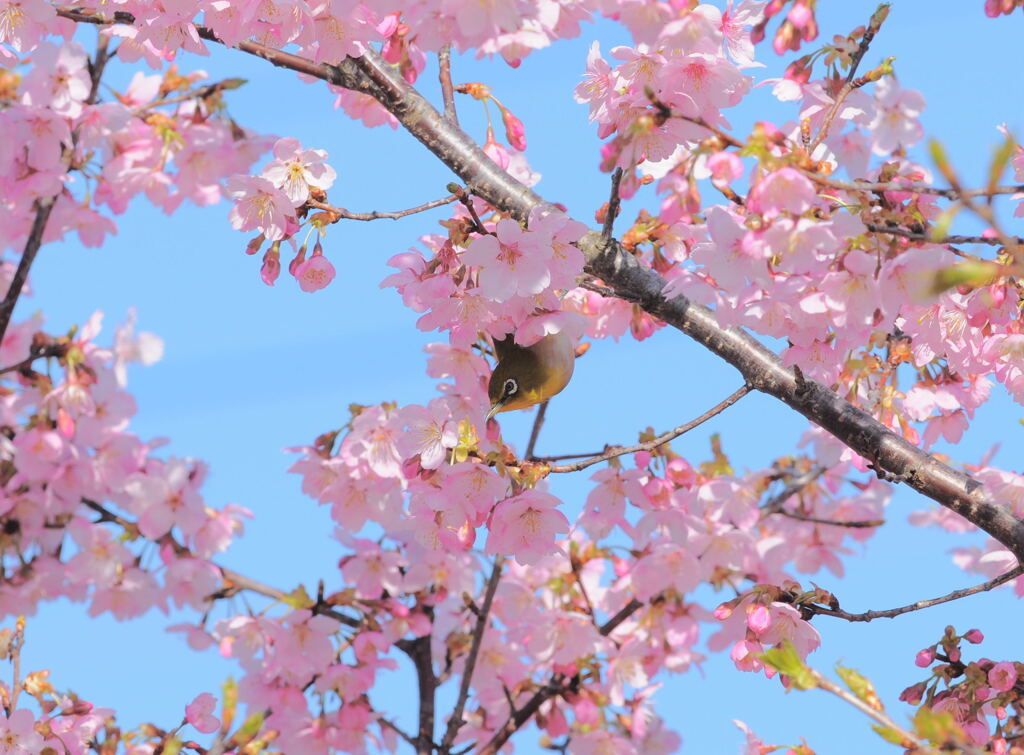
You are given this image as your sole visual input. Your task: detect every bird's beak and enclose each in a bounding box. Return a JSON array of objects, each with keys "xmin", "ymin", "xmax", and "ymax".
[{"xmin": 485, "ymin": 399, "xmax": 506, "ymax": 423}]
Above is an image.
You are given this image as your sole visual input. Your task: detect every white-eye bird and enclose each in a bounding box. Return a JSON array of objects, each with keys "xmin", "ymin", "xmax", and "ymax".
[{"xmin": 485, "ymin": 331, "xmax": 576, "ymax": 421}]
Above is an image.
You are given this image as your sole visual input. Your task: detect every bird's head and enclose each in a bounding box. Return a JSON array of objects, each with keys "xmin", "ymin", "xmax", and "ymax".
[{"xmin": 485, "ymin": 332, "xmax": 575, "ymax": 421}]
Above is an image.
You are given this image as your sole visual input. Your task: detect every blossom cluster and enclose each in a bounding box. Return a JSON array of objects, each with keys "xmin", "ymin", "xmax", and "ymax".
[
  {"xmin": 228, "ymin": 137, "xmax": 340, "ymax": 291},
  {"xmin": 902, "ymin": 626, "xmax": 1024, "ymax": 751}
]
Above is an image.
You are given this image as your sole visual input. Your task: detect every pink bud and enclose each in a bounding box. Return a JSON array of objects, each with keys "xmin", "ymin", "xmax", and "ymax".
[
  {"xmin": 288, "ymin": 244, "xmax": 307, "ymax": 276},
  {"xmin": 376, "ymin": 12, "xmax": 400, "ymax": 38},
  {"xmin": 260, "ymin": 248, "xmax": 281, "ymax": 286},
  {"xmin": 57, "ymin": 408, "xmax": 75, "ymax": 439},
  {"xmin": 746, "ymin": 604, "xmax": 771, "ymax": 634},
  {"xmin": 964, "ymin": 628, "xmax": 985, "ymax": 644},
  {"xmin": 915, "ymin": 648, "xmax": 935, "ymax": 667},
  {"xmin": 786, "ymin": 2, "xmax": 812, "ymax": 29},
  {"xmin": 245, "ymin": 234, "xmax": 265, "ymax": 255},
  {"xmin": 483, "ymin": 126, "xmax": 510, "ymax": 169},
  {"xmin": 500, "ymin": 107, "xmax": 527, "ymax": 151},
  {"xmin": 713, "ymin": 604, "xmax": 733, "ymax": 620},
  {"xmin": 666, "ymin": 458, "xmax": 696, "ymax": 488}
]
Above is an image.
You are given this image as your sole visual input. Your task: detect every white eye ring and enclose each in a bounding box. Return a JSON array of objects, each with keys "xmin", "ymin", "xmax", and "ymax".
[{"xmin": 503, "ymin": 378, "xmax": 518, "ymax": 396}]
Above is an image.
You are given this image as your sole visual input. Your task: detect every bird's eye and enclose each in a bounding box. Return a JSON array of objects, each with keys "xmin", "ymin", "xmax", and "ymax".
[{"xmin": 503, "ymin": 378, "xmax": 518, "ymax": 397}]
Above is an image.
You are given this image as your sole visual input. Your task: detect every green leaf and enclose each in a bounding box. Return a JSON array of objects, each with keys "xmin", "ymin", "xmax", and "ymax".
[
  {"xmin": 927, "ymin": 205, "xmax": 959, "ymax": 242},
  {"xmin": 283, "ymin": 585, "xmax": 314, "ymax": 609},
  {"xmin": 913, "ymin": 706, "xmax": 963, "ymax": 745},
  {"xmin": 988, "ymin": 134, "xmax": 1016, "ymax": 195},
  {"xmin": 871, "ymin": 725, "xmax": 907, "ymax": 746},
  {"xmin": 835, "ymin": 664, "xmax": 883, "ymax": 710},
  {"xmin": 236, "ymin": 712, "xmax": 266, "ymax": 742},
  {"xmin": 929, "ymin": 260, "xmax": 1002, "ymax": 295},
  {"xmin": 929, "ymin": 138, "xmax": 958, "ymax": 185},
  {"xmin": 162, "ymin": 737, "xmax": 182, "ymax": 755},
  {"xmin": 760, "ymin": 642, "xmax": 817, "ymax": 690},
  {"xmin": 219, "ymin": 77, "xmax": 248, "ymax": 91}
]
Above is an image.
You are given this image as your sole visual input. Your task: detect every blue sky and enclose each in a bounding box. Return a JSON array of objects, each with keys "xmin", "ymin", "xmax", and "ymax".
[{"xmin": 19, "ymin": 3, "xmax": 1024, "ymax": 753}]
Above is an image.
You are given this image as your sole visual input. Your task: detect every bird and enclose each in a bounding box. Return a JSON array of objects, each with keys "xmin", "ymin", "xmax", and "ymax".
[{"xmin": 485, "ymin": 331, "xmax": 576, "ymax": 422}]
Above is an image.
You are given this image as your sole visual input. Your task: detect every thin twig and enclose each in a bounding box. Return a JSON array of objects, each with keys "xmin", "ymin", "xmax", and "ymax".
[
  {"xmin": 476, "ymin": 598, "xmax": 643, "ymax": 755},
  {"xmin": 569, "ymin": 558, "xmax": 599, "ymax": 630},
  {"xmin": 600, "ymin": 598, "xmax": 643, "ymax": 636},
  {"xmin": 757, "ymin": 466, "xmax": 880, "ymax": 526},
  {"xmin": 439, "ymin": 557, "xmax": 505, "ymax": 754},
  {"xmin": 776, "ymin": 510, "xmax": 884, "ymax": 529},
  {"xmin": 547, "ymin": 385, "xmax": 751, "ymax": 473},
  {"xmin": 438, "ymin": 44, "xmax": 458, "ymax": 125},
  {"xmin": 0, "ymin": 34, "xmax": 111, "ymax": 347},
  {"xmin": 601, "ymin": 168, "xmax": 624, "ymax": 243},
  {"xmin": 524, "ymin": 401, "xmax": 548, "ymax": 460},
  {"xmin": 377, "ymin": 716, "xmax": 418, "ymax": 748},
  {"xmin": 805, "ymin": 173, "xmax": 1024, "ymax": 199},
  {"xmin": 0, "ymin": 345, "xmax": 64, "ymax": 376},
  {"xmin": 810, "ymin": 669, "xmax": 934, "ymax": 753},
  {"xmin": 865, "ymin": 223, "xmax": 1023, "ymax": 246},
  {"xmin": 306, "ymin": 194, "xmax": 458, "ymax": 222},
  {"xmin": 448, "ymin": 185, "xmax": 491, "ymax": 235},
  {"xmin": 81, "ymin": 499, "xmax": 363, "ymax": 628},
  {"xmin": 0, "ymin": 199, "xmax": 54, "ymax": 347},
  {"xmin": 130, "ymin": 79, "xmax": 242, "ymax": 116},
  {"xmin": 531, "ymin": 451, "xmax": 603, "ymax": 462},
  {"xmin": 810, "ymin": 566, "xmax": 1024, "ymax": 622},
  {"xmin": 807, "ymin": 7, "xmax": 886, "ymax": 154}
]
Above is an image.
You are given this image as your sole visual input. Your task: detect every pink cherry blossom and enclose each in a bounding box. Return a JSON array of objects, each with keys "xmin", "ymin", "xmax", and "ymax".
[
  {"xmin": 185, "ymin": 692, "xmax": 220, "ymax": 734},
  {"xmin": 262, "ymin": 137, "xmax": 337, "ymax": 206},
  {"xmin": 293, "ymin": 247, "xmax": 336, "ymax": 292},
  {"xmin": 461, "ymin": 218, "xmax": 554, "ymax": 301},
  {"xmin": 988, "ymin": 661, "xmax": 1018, "ymax": 693},
  {"xmin": 486, "ymin": 490, "xmax": 570, "ymax": 565},
  {"xmin": 226, "ymin": 175, "xmax": 298, "ymax": 241}
]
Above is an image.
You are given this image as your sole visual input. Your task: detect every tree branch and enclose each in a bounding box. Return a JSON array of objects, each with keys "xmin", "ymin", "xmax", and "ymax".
[
  {"xmin": 439, "ymin": 557, "xmax": 504, "ymax": 754},
  {"xmin": 806, "ymin": 172, "xmax": 1024, "ymax": 199},
  {"xmin": 546, "ymin": 384, "xmax": 751, "ymax": 473},
  {"xmin": 396, "ymin": 634, "xmax": 437, "ymax": 755},
  {"xmin": 809, "ymin": 566, "xmax": 1024, "ymax": 623},
  {"xmin": 80, "ymin": 499, "xmax": 363, "ymax": 628},
  {"xmin": 864, "ymin": 223, "xmax": 1023, "ymax": 246},
  {"xmin": 601, "ymin": 168, "xmax": 624, "ymax": 243},
  {"xmin": 58, "ymin": 6, "xmax": 1024, "ymax": 564},
  {"xmin": 476, "ymin": 597, "xmax": 643, "ymax": 755},
  {"xmin": 524, "ymin": 401, "xmax": 548, "ymax": 461},
  {"xmin": 809, "ymin": 669, "xmax": 934, "ymax": 754},
  {"xmin": 307, "ymin": 194, "xmax": 457, "ymax": 222},
  {"xmin": 438, "ymin": 44, "xmax": 458, "ymax": 125},
  {"xmin": 807, "ymin": 6, "xmax": 887, "ymax": 154}
]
